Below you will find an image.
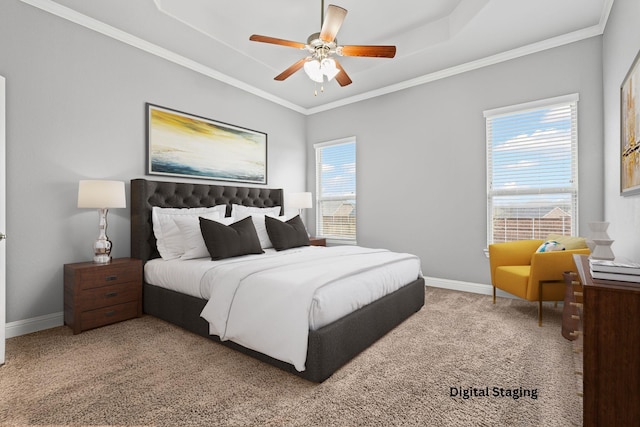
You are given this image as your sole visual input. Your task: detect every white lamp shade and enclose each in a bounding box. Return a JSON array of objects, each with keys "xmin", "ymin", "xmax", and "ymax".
[
  {"xmin": 78, "ymin": 180, "xmax": 126, "ymax": 209},
  {"xmin": 289, "ymin": 192, "xmax": 313, "ymax": 210}
]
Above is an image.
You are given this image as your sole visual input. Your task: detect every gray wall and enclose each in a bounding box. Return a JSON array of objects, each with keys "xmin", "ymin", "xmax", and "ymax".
[
  {"xmin": 307, "ymin": 37, "xmax": 604, "ymax": 286},
  {"xmin": 0, "ymin": 0, "xmax": 306, "ymax": 323},
  {"xmin": 602, "ymin": 0, "xmax": 640, "ymax": 261},
  {"xmin": 0, "ymin": 0, "xmax": 610, "ymax": 326}
]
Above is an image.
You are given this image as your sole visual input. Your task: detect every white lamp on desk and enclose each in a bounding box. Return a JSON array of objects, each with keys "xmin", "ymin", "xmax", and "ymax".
[{"xmin": 77, "ymin": 180, "xmax": 126, "ymax": 264}]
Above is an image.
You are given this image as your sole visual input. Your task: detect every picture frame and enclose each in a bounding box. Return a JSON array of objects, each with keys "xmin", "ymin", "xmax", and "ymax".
[
  {"xmin": 620, "ymin": 49, "xmax": 640, "ymax": 196},
  {"xmin": 146, "ymin": 103, "xmax": 267, "ymax": 184}
]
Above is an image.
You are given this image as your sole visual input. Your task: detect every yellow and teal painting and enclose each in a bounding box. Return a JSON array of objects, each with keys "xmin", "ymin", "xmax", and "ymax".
[{"xmin": 147, "ymin": 104, "xmax": 267, "ymax": 184}]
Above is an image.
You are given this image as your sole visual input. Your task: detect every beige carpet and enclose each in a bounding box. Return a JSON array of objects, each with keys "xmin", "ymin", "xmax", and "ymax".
[{"xmin": 0, "ymin": 287, "xmax": 581, "ymax": 427}]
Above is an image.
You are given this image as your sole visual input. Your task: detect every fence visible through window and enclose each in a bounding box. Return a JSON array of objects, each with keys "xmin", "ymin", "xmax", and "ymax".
[{"xmin": 492, "ymin": 217, "xmax": 572, "ymax": 243}]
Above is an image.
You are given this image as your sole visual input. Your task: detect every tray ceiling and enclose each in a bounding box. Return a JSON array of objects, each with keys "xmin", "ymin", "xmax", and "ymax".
[{"xmin": 25, "ymin": 0, "xmax": 612, "ymax": 114}]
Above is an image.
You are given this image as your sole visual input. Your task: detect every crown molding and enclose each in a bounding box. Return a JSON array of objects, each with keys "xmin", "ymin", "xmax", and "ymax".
[
  {"xmin": 307, "ymin": 23, "xmax": 606, "ymax": 114},
  {"xmin": 21, "ymin": 0, "xmax": 614, "ymax": 116}
]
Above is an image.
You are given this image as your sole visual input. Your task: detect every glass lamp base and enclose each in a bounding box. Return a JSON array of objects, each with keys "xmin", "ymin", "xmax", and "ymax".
[
  {"xmin": 93, "ymin": 236, "xmax": 112, "ymax": 264},
  {"xmin": 93, "ymin": 254, "xmax": 111, "ymax": 264}
]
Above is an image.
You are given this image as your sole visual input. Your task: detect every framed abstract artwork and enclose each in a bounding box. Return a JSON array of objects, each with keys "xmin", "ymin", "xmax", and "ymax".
[
  {"xmin": 621, "ymin": 50, "xmax": 640, "ymax": 196},
  {"xmin": 146, "ymin": 103, "xmax": 267, "ymax": 184}
]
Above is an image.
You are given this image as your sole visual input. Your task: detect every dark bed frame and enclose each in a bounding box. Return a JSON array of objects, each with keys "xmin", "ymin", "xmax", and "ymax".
[{"xmin": 130, "ymin": 178, "xmax": 425, "ymax": 382}]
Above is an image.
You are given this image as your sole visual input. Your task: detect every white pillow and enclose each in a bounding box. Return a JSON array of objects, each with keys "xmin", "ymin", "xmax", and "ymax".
[
  {"xmin": 231, "ymin": 204, "xmax": 281, "ymax": 219},
  {"xmin": 174, "ymin": 216, "xmax": 235, "ymax": 260},
  {"xmin": 245, "ymin": 214, "xmax": 288, "ymax": 249},
  {"xmin": 152, "ymin": 205, "xmax": 226, "ymax": 260}
]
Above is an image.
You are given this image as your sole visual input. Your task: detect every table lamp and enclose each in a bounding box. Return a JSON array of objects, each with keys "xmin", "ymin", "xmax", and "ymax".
[
  {"xmin": 77, "ymin": 180, "xmax": 126, "ymax": 263},
  {"xmin": 289, "ymin": 192, "xmax": 313, "ymax": 217}
]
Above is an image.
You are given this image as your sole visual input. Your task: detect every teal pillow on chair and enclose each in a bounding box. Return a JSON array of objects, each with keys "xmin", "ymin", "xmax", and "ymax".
[{"xmin": 536, "ymin": 240, "xmax": 566, "ymax": 253}]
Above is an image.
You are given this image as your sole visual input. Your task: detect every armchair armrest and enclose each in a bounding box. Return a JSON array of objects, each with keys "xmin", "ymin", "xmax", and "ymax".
[
  {"xmin": 489, "ymin": 240, "xmax": 544, "ymax": 281},
  {"xmin": 526, "ymin": 248, "xmax": 590, "ymax": 300}
]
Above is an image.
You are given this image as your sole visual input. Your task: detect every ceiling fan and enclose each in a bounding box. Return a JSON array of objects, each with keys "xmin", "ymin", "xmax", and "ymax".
[{"xmin": 249, "ymin": 1, "xmax": 396, "ymax": 91}]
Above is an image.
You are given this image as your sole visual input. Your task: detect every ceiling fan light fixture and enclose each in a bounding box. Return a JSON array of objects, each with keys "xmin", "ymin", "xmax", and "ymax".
[
  {"xmin": 321, "ymin": 58, "xmax": 339, "ymax": 81},
  {"xmin": 303, "ymin": 59, "xmax": 324, "ymax": 83}
]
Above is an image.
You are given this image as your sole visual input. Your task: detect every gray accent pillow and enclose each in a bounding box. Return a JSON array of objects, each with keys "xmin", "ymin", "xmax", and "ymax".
[
  {"xmin": 199, "ymin": 216, "xmax": 264, "ymax": 260},
  {"xmin": 265, "ymin": 215, "xmax": 310, "ymax": 251}
]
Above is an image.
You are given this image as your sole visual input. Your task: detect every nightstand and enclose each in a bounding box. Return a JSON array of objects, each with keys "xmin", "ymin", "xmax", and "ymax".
[
  {"xmin": 64, "ymin": 258, "xmax": 143, "ymax": 334},
  {"xmin": 309, "ymin": 237, "xmax": 327, "ymax": 246}
]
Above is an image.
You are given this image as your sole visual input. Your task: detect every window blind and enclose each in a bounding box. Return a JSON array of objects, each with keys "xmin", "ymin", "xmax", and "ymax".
[
  {"xmin": 314, "ymin": 137, "xmax": 356, "ymax": 242},
  {"xmin": 485, "ymin": 94, "xmax": 579, "ymax": 244}
]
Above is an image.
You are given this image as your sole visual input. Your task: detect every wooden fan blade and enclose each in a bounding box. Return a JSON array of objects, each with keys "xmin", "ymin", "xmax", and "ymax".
[
  {"xmin": 319, "ymin": 5, "xmax": 347, "ymax": 42},
  {"xmin": 334, "ymin": 60, "xmax": 352, "ymax": 87},
  {"xmin": 274, "ymin": 58, "xmax": 307, "ymax": 81},
  {"xmin": 340, "ymin": 45, "xmax": 396, "ymax": 58},
  {"xmin": 250, "ymin": 34, "xmax": 305, "ymax": 49}
]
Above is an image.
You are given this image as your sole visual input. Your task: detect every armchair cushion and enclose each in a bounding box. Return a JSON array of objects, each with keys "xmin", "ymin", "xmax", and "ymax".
[{"xmin": 494, "ymin": 265, "xmax": 531, "ymax": 299}]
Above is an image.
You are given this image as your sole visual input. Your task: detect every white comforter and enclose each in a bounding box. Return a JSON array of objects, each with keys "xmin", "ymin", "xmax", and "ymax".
[{"xmin": 199, "ymin": 245, "xmax": 421, "ymax": 371}]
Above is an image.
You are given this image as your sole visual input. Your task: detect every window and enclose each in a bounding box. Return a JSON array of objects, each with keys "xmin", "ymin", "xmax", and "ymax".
[
  {"xmin": 315, "ymin": 137, "xmax": 356, "ymax": 242},
  {"xmin": 485, "ymin": 94, "xmax": 579, "ymax": 245}
]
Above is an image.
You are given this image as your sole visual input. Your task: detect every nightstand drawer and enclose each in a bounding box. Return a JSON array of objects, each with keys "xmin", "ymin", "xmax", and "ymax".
[
  {"xmin": 78, "ymin": 282, "xmax": 139, "ymax": 310},
  {"xmin": 80, "ymin": 301, "xmax": 139, "ymax": 331},
  {"xmin": 77, "ymin": 264, "xmax": 141, "ymax": 290}
]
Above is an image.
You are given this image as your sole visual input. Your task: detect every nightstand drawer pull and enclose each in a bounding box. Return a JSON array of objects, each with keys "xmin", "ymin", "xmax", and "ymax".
[
  {"xmin": 105, "ymin": 291, "xmax": 118, "ymax": 298},
  {"xmin": 105, "ymin": 275, "xmax": 118, "ymax": 281},
  {"xmin": 104, "ymin": 310, "xmax": 116, "ymax": 317}
]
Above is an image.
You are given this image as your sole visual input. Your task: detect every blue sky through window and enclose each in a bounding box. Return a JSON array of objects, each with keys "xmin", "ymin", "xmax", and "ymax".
[
  {"xmin": 320, "ymin": 142, "xmax": 356, "ymax": 197},
  {"xmin": 489, "ymin": 104, "xmax": 575, "ymax": 210},
  {"xmin": 491, "ymin": 106, "xmax": 572, "ymax": 191}
]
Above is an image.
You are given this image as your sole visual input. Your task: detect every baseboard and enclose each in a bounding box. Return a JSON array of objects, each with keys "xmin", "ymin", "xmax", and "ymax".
[
  {"xmin": 5, "ymin": 312, "xmax": 64, "ymax": 338},
  {"xmin": 423, "ymin": 276, "xmax": 516, "ymax": 299},
  {"xmin": 4, "ymin": 279, "xmax": 507, "ymax": 338}
]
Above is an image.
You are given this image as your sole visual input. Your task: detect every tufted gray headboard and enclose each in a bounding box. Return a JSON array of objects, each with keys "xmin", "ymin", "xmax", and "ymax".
[{"xmin": 130, "ymin": 178, "xmax": 284, "ymax": 263}]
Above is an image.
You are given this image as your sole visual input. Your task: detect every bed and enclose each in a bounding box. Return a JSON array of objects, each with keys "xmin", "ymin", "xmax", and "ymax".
[{"xmin": 131, "ymin": 178, "xmax": 425, "ymax": 382}]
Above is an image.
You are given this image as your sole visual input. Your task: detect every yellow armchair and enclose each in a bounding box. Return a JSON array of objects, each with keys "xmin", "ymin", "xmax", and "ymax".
[{"xmin": 488, "ymin": 239, "xmax": 590, "ymax": 326}]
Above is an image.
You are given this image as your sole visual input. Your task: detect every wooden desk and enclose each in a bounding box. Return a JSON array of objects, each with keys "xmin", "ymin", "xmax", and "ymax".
[{"xmin": 573, "ymin": 254, "xmax": 640, "ymax": 427}]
